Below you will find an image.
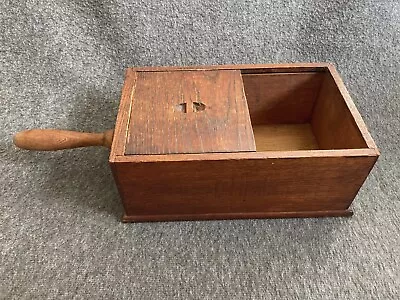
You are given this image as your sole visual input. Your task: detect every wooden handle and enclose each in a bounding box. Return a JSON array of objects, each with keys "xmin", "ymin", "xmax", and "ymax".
[{"xmin": 13, "ymin": 129, "xmax": 114, "ymax": 151}]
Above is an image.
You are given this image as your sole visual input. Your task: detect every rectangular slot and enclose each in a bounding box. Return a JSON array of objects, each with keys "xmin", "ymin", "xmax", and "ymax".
[{"xmin": 242, "ymin": 70, "xmax": 369, "ymax": 151}]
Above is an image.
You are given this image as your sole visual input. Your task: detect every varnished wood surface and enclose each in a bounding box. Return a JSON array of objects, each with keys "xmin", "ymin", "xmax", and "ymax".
[
  {"xmin": 326, "ymin": 65, "xmax": 378, "ymax": 150},
  {"xmin": 129, "ymin": 63, "xmax": 331, "ymax": 73},
  {"xmin": 111, "ymin": 154, "xmax": 377, "ymax": 218},
  {"xmin": 110, "ymin": 69, "xmax": 137, "ymax": 157},
  {"xmin": 111, "ymin": 63, "xmax": 378, "ymax": 154},
  {"xmin": 14, "ymin": 129, "xmax": 113, "ymax": 151},
  {"xmin": 110, "ymin": 63, "xmax": 379, "ymax": 222},
  {"xmin": 311, "ymin": 72, "xmax": 368, "ymax": 149},
  {"xmin": 122, "ymin": 210, "xmax": 353, "ymax": 222},
  {"xmin": 111, "ymin": 148, "xmax": 378, "ymax": 163},
  {"xmin": 253, "ymin": 124, "xmax": 319, "ymax": 151},
  {"xmin": 125, "ymin": 70, "xmax": 255, "ymax": 155},
  {"xmin": 242, "ymin": 72, "xmax": 324, "ymax": 124}
]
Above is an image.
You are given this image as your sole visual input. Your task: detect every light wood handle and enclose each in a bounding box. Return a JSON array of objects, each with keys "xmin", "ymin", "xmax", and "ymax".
[{"xmin": 13, "ymin": 129, "xmax": 114, "ymax": 151}]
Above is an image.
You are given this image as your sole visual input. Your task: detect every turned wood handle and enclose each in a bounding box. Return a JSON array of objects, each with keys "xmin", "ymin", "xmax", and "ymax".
[{"xmin": 13, "ymin": 129, "xmax": 114, "ymax": 151}]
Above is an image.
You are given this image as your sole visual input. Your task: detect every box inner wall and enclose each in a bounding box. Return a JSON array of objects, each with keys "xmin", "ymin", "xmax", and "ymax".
[{"xmin": 242, "ymin": 71, "xmax": 369, "ymax": 151}]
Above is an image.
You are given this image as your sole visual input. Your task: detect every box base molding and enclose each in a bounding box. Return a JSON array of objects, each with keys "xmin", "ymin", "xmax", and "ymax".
[{"xmin": 122, "ymin": 209, "xmax": 353, "ymax": 223}]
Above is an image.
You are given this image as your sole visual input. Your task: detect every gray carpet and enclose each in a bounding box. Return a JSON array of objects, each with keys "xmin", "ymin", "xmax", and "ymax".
[{"xmin": 1, "ymin": 1, "xmax": 399, "ymax": 299}]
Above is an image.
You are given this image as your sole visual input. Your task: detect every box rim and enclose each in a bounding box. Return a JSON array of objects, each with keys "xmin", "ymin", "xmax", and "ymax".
[{"xmin": 110, "ymin": 148, "xmax": 378, "ymax": 163}]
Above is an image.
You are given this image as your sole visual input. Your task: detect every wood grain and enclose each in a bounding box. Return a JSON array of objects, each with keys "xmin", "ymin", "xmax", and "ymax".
[
  {"xmin": 111, "ymin": 154, "xmax": 377, "ymax": 220},
  {"xmin": 125, "ymin": 70, "xmax": 255, "ymax": 155},
  {"xmin": 113, "ymin": 148, "xmax": 378, "ymax": 162},
  {"xmin": 326, "ymin": 65, "xmax": 378, "ymax": 150},
  {"xmin": 311, "ymin": 72, "xmax": 368, "ymax": 149},
  {"xmin": 110, "ymin": 63, "xmax": 379, "ymax": 222},
  {"xmin": 242, "ymin": 72, "xmax": 324, "ymax": 124},
  {"xmin": 14, "ymin": 129, "xmax": 113, "ymax": 151},
  {"xmin": 253, "ymin": 124, "xmax": 319, "ymax": 151},
  {"xmin": 109, "ymin": 69, "xmax": 137, "ymax": 158},
  {"xmin": 129, "ymin": 63, "xmax": 330, "ymax": 73}
]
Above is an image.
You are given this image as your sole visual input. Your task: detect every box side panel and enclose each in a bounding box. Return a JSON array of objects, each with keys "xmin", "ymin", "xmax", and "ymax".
[
  {"xmin": 112, "ymin": 155, "xmax": 377, "ymax": 220},
  {"xmin": 327, "ymin": 65, "xmax": 378, "ymax": 150},
  {"xmin": 242, "ymin": 72, "xmax": 324, "ymax": 125},
  {"xmin": 109, "ymin": 161, "xmax": 131, "ymax": 215},
  {"xmin": 311, "ymin": 69, "xmax": 376, "ymax": 149},
  {"xmin": 109, "ymin": 69, "xmax": 137, "ymax": 160}
]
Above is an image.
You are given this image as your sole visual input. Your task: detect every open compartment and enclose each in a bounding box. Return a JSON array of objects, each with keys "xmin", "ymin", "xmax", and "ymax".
[{"xmin": 241, "ymin": 68, "xmax": 369, "ymax": 152}]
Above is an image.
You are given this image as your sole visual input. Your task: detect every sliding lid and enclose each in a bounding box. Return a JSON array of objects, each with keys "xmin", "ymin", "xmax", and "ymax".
[{"xmin": 125, "ymin": 69, "xmax": 256, "ymax": 155}]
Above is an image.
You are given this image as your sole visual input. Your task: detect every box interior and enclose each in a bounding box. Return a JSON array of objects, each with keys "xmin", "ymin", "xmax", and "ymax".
[{"xmin": 241, "ymin": 70, "xmax": 369, "ymax": 151}]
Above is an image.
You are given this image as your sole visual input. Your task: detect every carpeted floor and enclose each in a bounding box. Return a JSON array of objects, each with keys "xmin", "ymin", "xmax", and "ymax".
[{"xmin": 1, "ymin": 1, "xmax": 399, "ymax": 299}]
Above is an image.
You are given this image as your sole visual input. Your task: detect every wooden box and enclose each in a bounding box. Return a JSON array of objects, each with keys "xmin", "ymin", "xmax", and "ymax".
[{"xmin": 109, "ymin": 63, "xmax": 379, "ymax": 222}]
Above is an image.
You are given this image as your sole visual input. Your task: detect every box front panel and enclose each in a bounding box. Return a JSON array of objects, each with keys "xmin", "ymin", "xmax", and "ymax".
[{"xmin": 111, "ymin": 155, "xmax": 377, "ymax": 220}]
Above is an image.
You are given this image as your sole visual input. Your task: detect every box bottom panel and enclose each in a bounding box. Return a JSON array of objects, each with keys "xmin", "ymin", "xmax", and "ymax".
[
  {"xmin": 122, "ymin": 209, "xmax": 353, "ymax": 222},
  {"xmin": 252, "ymin": 123, "xmax": 319, "ymax": 151}
]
